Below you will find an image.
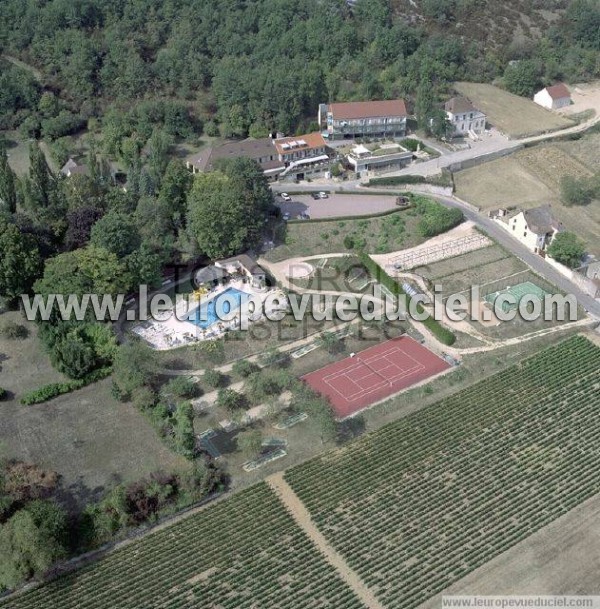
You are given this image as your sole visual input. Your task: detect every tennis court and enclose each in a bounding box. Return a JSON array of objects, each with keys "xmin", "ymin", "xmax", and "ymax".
[
  {"xmin": 303, "ymin": 336, "xmax": 451, "ymax": 418},
  {"xmin": 484, "ymin": 281, "xmax": 549, "ymax": 314}
]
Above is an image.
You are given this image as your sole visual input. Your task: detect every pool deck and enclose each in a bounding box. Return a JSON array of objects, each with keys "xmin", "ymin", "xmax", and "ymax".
[{"xmin": 131, "ymin": 280, "xmax": 280, "ymax": 350}]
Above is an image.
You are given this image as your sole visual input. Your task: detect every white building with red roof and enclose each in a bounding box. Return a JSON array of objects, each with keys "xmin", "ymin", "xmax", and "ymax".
[
  {"xmin": 533, "ymin": 83, "xmax": 572, "ymax": 110},
  {"xmin": 272, "ymin": 132, "xmax": 330, "ymax": 179},
  {"xmin": 318, "ymin": 99, "xmax": 408, "ymax": 140}
]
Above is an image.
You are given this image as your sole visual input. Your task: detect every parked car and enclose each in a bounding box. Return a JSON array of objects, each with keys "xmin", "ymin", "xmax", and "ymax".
[
  {"xmin": 318, "ymin": 192, "xmax": 328, "ymax": 199},
  {"xmin": 282, "ymin": 212, "xmax": 291, "ymax": 221},
  {"xmin": 280, "ymin": 192, "xmax": 292, "ymax": 201},
  {"xmin": 297, "ymin": 213, "xmax": 310, "ymax": 220},
  {"xmin": 311, "ymin": 192, "xmax": 320, "ymax": 200}
]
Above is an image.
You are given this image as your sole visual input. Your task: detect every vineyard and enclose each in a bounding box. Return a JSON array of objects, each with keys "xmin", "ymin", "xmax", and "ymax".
[
  {"xmin": 285, "ymin": 336, "xmax": 600, "ymax": 609},
  {"xmin": 1, "ymin": 484, "xmax": 365, "ymax": 609}
]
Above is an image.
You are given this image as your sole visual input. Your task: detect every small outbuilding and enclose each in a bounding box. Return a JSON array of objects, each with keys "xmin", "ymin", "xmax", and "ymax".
[{"xmin": 533, "ymin": 83, "xmax": 571, "ymax": 110}]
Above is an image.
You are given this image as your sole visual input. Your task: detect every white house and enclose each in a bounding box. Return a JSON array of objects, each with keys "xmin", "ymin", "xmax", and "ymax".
[
  {"xmin": 346, "ymin": 142, "xmax": 412, "ymax": 176},
  {"xmin": 444, "ymin": 97, "xmax": 486, "ymax": 138},
  {"xmin": 318, "ymin": 99, "xmax": 408, "ymax": 140},
  {"xmin": 533, "ymin": 83, "xmax": 571, "ymax": 110},
  {"xmin": 491, "ymin": 205, "xmax": 563, "ymax": 253}
]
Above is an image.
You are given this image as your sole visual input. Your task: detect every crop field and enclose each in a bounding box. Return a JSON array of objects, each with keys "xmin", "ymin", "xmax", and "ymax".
[
  {"xmin": 285, "ymin": 336, "xmax": 600, "ymax": 609},
  {"xmin": 2, "ymin": 483, "xmax": 365, "ymax": 609},
  {"xmin": 454, "ymin": 141, "xmax": 600, "ymax": 256},
  {"xmin": 453, "ymin": 82, "xmax": 573, "ymax": 138}
]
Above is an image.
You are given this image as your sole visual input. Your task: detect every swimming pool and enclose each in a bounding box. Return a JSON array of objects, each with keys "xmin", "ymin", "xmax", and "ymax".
[{"xmin": 188, "ymin": 287, "xmax": 250, "ymax": 329}]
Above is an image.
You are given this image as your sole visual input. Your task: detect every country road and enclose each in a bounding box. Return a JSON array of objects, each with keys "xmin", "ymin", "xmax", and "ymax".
[
  {"xmin": 270, "ymin": 191, "xmax": 600, "ymax": 319},
  {"xmin": 434, "ymin": 195, "xmax": 600, "ymax": 319}
]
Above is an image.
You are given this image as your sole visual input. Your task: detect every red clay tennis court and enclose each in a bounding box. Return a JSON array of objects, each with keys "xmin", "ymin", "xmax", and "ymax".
[{"xmin": 303, "ymin": 336, "xmax": 451, "ymax": 418}]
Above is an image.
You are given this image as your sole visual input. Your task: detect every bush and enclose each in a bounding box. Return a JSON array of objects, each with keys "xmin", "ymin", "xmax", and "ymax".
[
  {"xmin": 203, "ymin": 369, "xmax": 225, "ymax": 389},
  {"xmin": 401, "ymin": 138, "xmax": 421, "ymax": 152},
  {"xmin": 161, "ymin": 376, "xmax": 197, "ymax": 399},
  {"xmin": 20, "ymin": 367, "xmax": 112, "ymax": 405},
  {"xmin": 1, "ymin": 320, "xmax": 29, "ymax": 340},
  {"xmin": 244, "ymin": 369, "xmax": 294, "ymax": 404},
  {"xmin": 414, "ymin": 198, "xmax": 463, "ymax": 238},
  {"xmin": 560, "ymin": 174, "xmax": 600, "ymax": 206},
  {"xmin": 548, "ymin": 231, "xmax": 586, "ymax": 269},
  {"xmin": 368, "ymin": 174, "xmax": 427, "ymax": 186},
  {"xmin": 0, "ymin": 387, "xmax": 6, "ymax": 401},
  {"xmin": 216, "ymin": 388, "xmax": 247, "ymax": 413},
  {"xmin": 231, "ymin": 360, "xmax": 261, "ymax": 378},
  {"xmin": 343, "ymin": 234, "xmax": 355, "ymax": 249},
  {"xmin": 257, "ymin": 348, "xmax": 290, "ymax": 368}
]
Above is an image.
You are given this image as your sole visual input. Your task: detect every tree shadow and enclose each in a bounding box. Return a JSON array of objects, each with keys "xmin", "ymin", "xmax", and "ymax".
[{"xmin": 336, "ymin": 415, "xmax": 366, "ymax": 444}]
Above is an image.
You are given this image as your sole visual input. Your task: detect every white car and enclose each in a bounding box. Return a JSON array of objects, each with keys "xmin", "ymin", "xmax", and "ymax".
[
  {"xmin": 318, "ymin": 192, "xmax": 328, "ymax": 199},
  {"xmin": 280, "ymin": 192, "xmax": 292, "ymax": 201},
  {"xmin": 282, "ymin": 212, "xmax": 291, "ymax": 221}
]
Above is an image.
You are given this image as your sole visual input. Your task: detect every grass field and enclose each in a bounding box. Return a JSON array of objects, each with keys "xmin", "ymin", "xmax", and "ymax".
[
  {"xmin": 454, "ymin": 82, "xmax": 573, "ymax": 138},
  {"xmin": 1, "ymin": 483, "xmax": 364, "ymax": 609},
  {"xmin": 285, "ymin": 335, "xmax": 600, "ymax": 608},
  {"xmin": 0, "ymin": 311, "xmax": 188, "ymax": 510},
  {"xmin": 265, "ymin": 210, "xmax": 426, "ymax": 262},
  {"xmin": 454, "ymin": 137, "xmax": 600, "ymax": 256}
]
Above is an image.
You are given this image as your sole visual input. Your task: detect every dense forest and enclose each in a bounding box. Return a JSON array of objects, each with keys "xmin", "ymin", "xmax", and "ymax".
[{"xmin": 1, "ymin": 0, "xmax": 599, "ymax": 138}]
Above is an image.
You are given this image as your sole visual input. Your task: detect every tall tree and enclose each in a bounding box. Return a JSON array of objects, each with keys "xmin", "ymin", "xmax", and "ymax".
[
  {"xmin": 26, "ymin": 143, "xmax": 54, "ymax": 209},
  {"xmin": 0, "ymin": 500, "xmax": 67, "ymax": 590},
  {"xmin": 0, "ymin": 217, "xmax": 43, "ymax": 305},
  {"xmin": 0, "ymin": 148, "xmax": 17, "ymax": 214},
  {"xmin": 187, "ymin": 159, "xmax": 271, "ymax": 259}
]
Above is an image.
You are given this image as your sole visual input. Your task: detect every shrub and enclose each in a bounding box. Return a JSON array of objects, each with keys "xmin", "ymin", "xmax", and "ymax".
[
  {"xmin": 560, "ymin": 174, "xmax": 600, "ymax": 207},
  {"xmin": 20, "ymin": 367, "xmax": 112, "ymax": 405},
  {"xmin": 343, "ymin": 234, "xmax": 355, "ymax": 249},
  {"xmin": 0, "ymin": 387, "xmax": 6, "ymax": 401},
  {"xmin": 401, "ymin": 138, "xmax": 421, "ymax": 152},
  {"xmin": 414, "ymin": 198, "xmax": 463, "ymax": 237},
  {"xmin": 216, "ymin": 388, "xmax": 247, "ymax": 413},
  {"xmin": 161, "ymin": 376, "xmax": 197, "ymax": 399},
  {"xmin": 0, "ymin": 320, "xmax": 29, "ymax": 340},
  {"xmin": 258, "ymin": 348, "xmax": 290, "ymax": 368},
  {"xmin": 244, "ymin": 369, "xmax": 294, "ymax": 404},
  {"xmin": 203, "ymin": 369, "xmax": 225, "ymax": 389},
  {"xmin": 548, "ymin": 231, "xmax": 586, "ymax": 269},
  {"xmin": 231, "ymin": 360, "xmax": 261, "ymax": 378}
]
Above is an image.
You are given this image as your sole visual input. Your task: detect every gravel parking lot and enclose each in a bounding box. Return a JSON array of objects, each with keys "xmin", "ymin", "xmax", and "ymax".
[{"xmin": 276, "ymin": 193, "xmax": 398, "ymax": 219}]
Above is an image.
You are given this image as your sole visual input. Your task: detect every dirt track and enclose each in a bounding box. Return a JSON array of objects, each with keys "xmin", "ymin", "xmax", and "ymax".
[{"xmin": 267, "ymin": 472, "xmax": 385, "ymax": 609}]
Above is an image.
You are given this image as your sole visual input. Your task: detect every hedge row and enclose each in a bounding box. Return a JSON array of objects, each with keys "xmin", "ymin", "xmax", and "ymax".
[
  {"xmin": 366, "ymin": 169, "xmax": 453, "ymax": 188},
  {"xmin": 20, "ymin": 367, "xmax": 113, "ymax": 405},
  {"xmin": 360, "ymin": 253, "xmax": 456, "ymax": 346}
]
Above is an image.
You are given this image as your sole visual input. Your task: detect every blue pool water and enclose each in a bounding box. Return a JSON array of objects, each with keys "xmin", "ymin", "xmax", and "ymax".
[{"xmin": 188, "ymin": 287, "xmax": 250, "ymax": 329}]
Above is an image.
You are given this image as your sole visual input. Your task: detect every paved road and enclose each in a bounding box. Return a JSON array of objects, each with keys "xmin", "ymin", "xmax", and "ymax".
[
  {"xmin": 435, "ymin": 195, "xmax": 600, "ymax": 319},
  {"xmin": 272, "ymin": 187, "xmax": 600, "ymax": 319}
]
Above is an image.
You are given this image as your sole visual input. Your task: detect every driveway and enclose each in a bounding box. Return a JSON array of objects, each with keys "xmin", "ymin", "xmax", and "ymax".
[{"xmin": 276, "ymin": 193, "xmax": 399, "ymax": 219}]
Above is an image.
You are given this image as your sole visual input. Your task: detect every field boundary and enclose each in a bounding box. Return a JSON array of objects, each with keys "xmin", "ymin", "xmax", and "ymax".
[{"xmin": 267, "ymin": 472, "xmax": 385, "ymax": 609}]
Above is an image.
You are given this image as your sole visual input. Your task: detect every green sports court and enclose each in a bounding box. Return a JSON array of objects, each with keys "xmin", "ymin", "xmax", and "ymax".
[{"xmin": 483, "ymin": 281, "xmax": 549, "ymax": 313}]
